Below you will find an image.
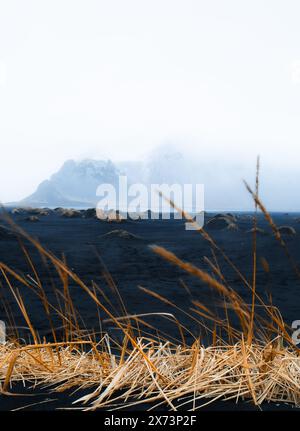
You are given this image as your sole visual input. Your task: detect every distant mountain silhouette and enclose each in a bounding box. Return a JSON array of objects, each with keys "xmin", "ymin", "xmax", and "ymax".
[
  {"xmin": 10, "ymin": 147, "xmax": 255, "ymax": 210},
  {"xmin": 19, "ymin": 180, "xmax": 90, "ymax": 207},
  {"xmin": 15, "ymin": 159, "xmax": 121, "ymax": 207}
]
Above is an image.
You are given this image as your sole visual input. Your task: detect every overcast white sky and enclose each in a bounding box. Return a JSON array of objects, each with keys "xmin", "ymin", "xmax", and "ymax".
[{"xmin": 1, "ymin": 1, "xmax": 300, "ymax": 208}]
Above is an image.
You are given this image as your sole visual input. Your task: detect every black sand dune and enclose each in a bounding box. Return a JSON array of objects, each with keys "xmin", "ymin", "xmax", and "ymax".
[{"xmin": 99, "ymin": 229, "xmax": 147, "ymax": 241}]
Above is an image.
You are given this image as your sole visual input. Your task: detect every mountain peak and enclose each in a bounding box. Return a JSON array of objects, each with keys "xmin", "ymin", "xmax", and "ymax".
[{"xmin": 18, "ymin": 159, "xmax": 120, "ymax": 207}]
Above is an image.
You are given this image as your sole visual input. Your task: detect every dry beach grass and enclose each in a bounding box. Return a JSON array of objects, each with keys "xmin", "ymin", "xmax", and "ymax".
[{"xmin": 1, "ymin": 337, "xmax": 300, "ymax": 410}]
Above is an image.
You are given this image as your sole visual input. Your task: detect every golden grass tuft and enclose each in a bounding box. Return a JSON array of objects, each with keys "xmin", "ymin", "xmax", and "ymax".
[{"xmin": 1, "ymin": 337, "xmax": 300, "ymax": 410}]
